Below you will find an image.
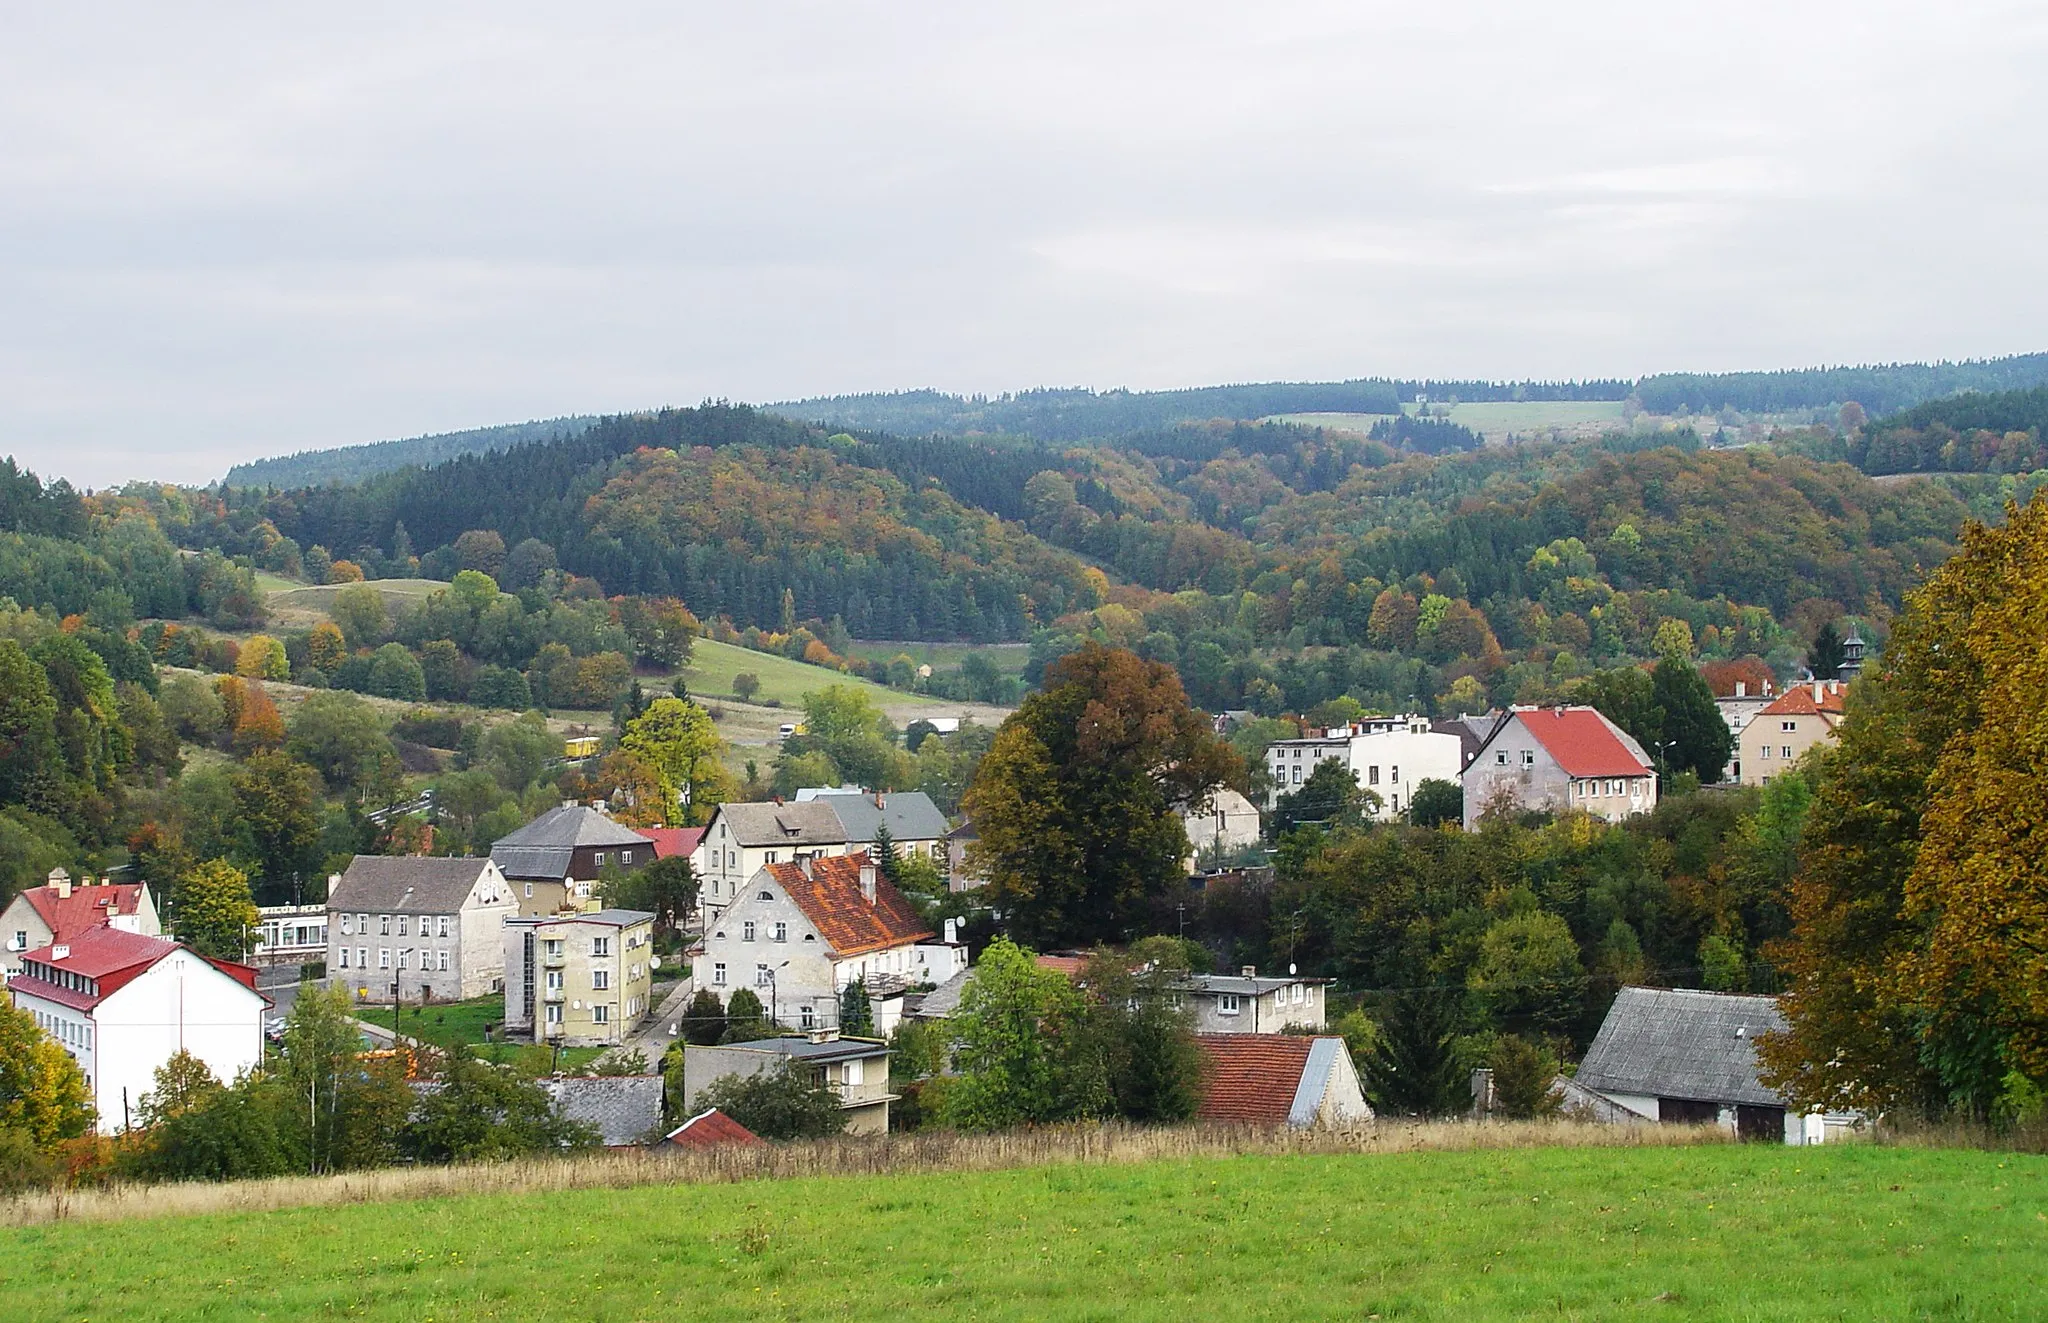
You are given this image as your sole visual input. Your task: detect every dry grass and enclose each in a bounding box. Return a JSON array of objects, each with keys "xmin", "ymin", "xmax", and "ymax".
[{"xmin": 0, "ymin": 1118, "xmax": 1723, "ymax": 1230}]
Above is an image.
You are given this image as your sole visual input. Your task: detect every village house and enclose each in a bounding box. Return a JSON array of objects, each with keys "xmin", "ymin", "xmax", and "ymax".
[
  {"xmin": 6, "ymin": 928, "xmax": 266, "ymax": 1134},
  {"xmin": 1566, "ymin": 986, "xmax": 1858, "ymax": 1144},
  {"xmin": 681, "ymin": 1029, "xmax": 895, "ymax": 1135},
  {"xmin": 693, "ymin": 800, "xmax": 850, "ymax": 922},
  {"xmin": 539, "ymin": 1075, "xmax": 665, "ymax": 1148},
  {"xmin": 491, "ymin": 803, "xmax": 658, "ymax": 915},
  {"xmin": 1462, "ymin": 705, "xmax": 1657, "ymax": 828},
  {"xmin": 945, "ymin": 819, "xmax": 981, "ymax": 892},
  {"xmin": 1740, "ymin": 680, "xmax": 1847, "ymax": 787},
  {"xmin": 503, "ymin": 908, "xmax": 656, "ymax": 1046},
  {"xmin": 1264, "ymin": 716, "xmax": 1464, "ymax": 819},
  {"xmin": 2, "ymin": 869, "xmax": 159, "ymax": 982},
  {"xmin": 325, "ymin": 856, "xmax": 520, "ymax": 1002},
  {"xmin": 1181, "ymin": 967, "xmax": 1327, "ymax": 1034},
  {"xmin": 1194, "ymin": 1034, "xmax": 1372, "ymax": 1128},
  {"xmin": 1711, "ymin": 680, "xmax": 1776, "ymax": 783},
  {"xmin": 1180, "ymin": 787, "xmax": 1263, "ymax": 871},
  {"xmin": 797, "ymin": 787, "xmax": 951, "ymax": 865},
  {"xmin": 254, "ymin": 902, "xmax": 329, "ymax": 968},
  {"xmin": 695, "ymin": 852, "xmax": 964, "ymax": 1035},
  {"xmin": 661, "ymin": 1107, "xmax": 764, "ymax": 1150}
]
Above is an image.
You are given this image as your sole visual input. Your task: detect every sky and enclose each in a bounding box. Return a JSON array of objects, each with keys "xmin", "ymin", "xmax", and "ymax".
[{"xmin": 4, "ymin": 1, "xmax": 2046, "ymax": 487}]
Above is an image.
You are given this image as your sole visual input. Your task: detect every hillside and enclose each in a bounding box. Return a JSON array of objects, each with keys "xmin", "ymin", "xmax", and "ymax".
[
  {"xmin": 0, "ymin": 1142, "xmax": 2035, "ymax": 1321},
  {"xmin": 223, "ymin": 416, "xmax": 599, "ymax": 489}
]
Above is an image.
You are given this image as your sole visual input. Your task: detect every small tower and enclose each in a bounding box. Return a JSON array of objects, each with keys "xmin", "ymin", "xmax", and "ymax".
[{"xmin": 1839, "ymin": 625, "xmax": 1866, "ymax": 679}]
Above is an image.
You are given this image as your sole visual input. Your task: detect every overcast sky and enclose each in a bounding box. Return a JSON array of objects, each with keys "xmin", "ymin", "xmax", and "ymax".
[{"xmin": 4, "ymin": 2, "xmax": 2045, "ymax": 487}]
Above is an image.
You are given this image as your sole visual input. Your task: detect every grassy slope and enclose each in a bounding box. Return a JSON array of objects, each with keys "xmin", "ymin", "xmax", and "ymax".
[
  {"xmin": 4, "ymin": 1144, "xmax": 2040, "ymax": 1321},
  {"xmin": 684, "ymin": 637, "xmax": 925, "ymax": 708},
  {"xmin": 355, "ymin": 995, "xmax": 604, "ymax": 1074},
  {"xmin": 842, "ymin": 639, "xmax": 1031, "ymax": 675}
]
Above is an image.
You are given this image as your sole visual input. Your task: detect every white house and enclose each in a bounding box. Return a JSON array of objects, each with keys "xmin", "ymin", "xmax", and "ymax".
[
  {"xmin": 1180, "ymin": 967, "xmax": 1328, "ymax": 1034},
  {"xmin": 1194, "ymin": 1034, "xmax": 1372, "ymax": 1128},
  {"xmin": 1265, "ymin": 716, "xmax": 1465, "ymax": 819},
  {"xmin": 6, "ymin": 928, "xmax": 266, "ymax": 1134},
  {"xmin": 1462, "ymin": 706, "xmax": 1658, "ymax": 828},
  {"xmin": 326, "ymin": 856, "xmax": 520, "ymax": 1003},
  {"xmin": 694, "ymin": 852, "xmax": 965, "ymax": 1035},
  {"xmin": 1180, "ymin": 788, "xmax": 1263, "ymax": 870},
  {"xmin": 693, "ymin": 801, "xmax": 850, "ymax": 922},
  {"xmin": 2, "ymin": 870, "xmax": 159, "ymax": 982}
]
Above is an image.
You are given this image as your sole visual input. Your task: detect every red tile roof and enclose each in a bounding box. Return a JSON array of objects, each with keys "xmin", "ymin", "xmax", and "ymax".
[
  {"xmin": 665, "ymin": 1107, "xmax": 764, "ymax": 1149},
  {"xmin": 1761, "ymin": 681, "xmax": 1846, "ymax": 720},
  {"xmin": 1515, "ymin": 707, "xmax": 1654, "ymax": 779},
  {"xmin": 1195, "ymin": 1034, "xmax": 1314, "ymax": 1124},
  {"xmin": 1034, "ymin": 955, "xmax": 1087, "ymax": 979},
  {"xmin": 20, "ymin": 883, "xmax": 150, "ymax": 945},
  {"xmin": 10, "ymin": 929, "xmax": 181, "ymax": 1010},
  {"xmin": 762, "ymin": 852, "xmax": 934, "ymax": 958},
  {"xmin": 642, "ymin": 827, "xmax": 705, "ymax": 861}
]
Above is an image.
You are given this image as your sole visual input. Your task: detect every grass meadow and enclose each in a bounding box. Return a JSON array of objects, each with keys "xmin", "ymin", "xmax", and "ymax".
[
  {"xmin": 1270, "ymin": 400, "xmax": 1628, "ymax": 443},
  {"xmin": 353, "ymin": 995, "xmax": 605, "ymax": 1074},
  {"xmin": 1, "ymin": 1127, "xmax": 2039, "ymax": 1321}
]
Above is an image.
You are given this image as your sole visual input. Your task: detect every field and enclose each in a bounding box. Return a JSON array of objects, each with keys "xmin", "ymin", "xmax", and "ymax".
[
  {"xmin": 354, "ymin": 994, "xmax": 605, "ymax": 1073},
  {"xmin": 264, "ymin": 576, "xmax": 448, "ymax": 629},
  {"xmin": 1270, "ymin": 400, "xmax": 1628, "ymax": 443},
  {"xmin": 1, "ymin": 1139, "xmax": 2039, "ymax": 1320},
  {"xmin": 681, "ymin": 639, "xmax": 1013, "ymax": 746},
  {"xmin": 841, "ymin": 639, "xmax": 1032, "ymax": 675}
]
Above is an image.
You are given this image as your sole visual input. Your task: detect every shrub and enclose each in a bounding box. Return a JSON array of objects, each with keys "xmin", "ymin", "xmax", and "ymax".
[{"xmin": 696, "ymin": 1062, "xmax": 848, "ymax": 1141}]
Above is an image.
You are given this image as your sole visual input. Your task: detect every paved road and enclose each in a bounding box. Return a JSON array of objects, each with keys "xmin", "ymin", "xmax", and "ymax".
[{"xmin": 622, "ymin": 980, "xmax": 696, "ymax": 1064}]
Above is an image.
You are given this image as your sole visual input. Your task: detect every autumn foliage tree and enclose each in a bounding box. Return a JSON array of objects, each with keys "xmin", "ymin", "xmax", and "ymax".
[
  {"xmin": 965, "ymin": 643, "xmax": 1238, "ymax": 946},
  {"xmin": 1761, "ymin": 493, "xmax": 2048, "ymax": 1120}
]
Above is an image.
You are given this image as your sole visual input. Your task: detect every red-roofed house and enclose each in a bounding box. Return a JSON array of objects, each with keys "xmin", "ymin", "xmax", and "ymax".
[
  {"xmin": 2, "ymin": 869, "xmax": 160, "ymax": 982},
  {"xmin": 1740, "ymin": 680, "xmax": 1847, "ymax": 787},
  {"xmin": 662, "ymin": 1106, "xmax": 765, "ymax": 1150},
  {"xmin": 1195, "ymin": 1034, "xmax": 1372, "ymax": 1128},
  {"xmin": 6, "ymin": 928, "xmax": 267, "ymax": 1133},
  {"xmin": 1462, "ymin": 705, "xmax": 1657, "ymax": 828},
  {"xmin": 641, "ymin": 826, "xmax": 705, "ymax": 865},
  {"xmin": 693, "ymin": 852, "xmax": 966, "ymax": 1035}
]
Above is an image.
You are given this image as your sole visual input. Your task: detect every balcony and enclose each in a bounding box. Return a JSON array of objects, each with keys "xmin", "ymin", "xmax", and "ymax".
[
  {"xmin": 543, "ymin": 986, "xmax": 565, "ymax": 1001},
  {"xmin": 541, "ymin": 949, "xmax": 565, "ymax": 967}
]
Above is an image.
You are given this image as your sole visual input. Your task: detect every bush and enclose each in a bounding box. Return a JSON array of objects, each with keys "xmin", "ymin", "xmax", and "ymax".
[
  {"xmin": 0, "ymin": 1126, "xmax": 58, "ymax": 1193},
  {"xmin": 696, "ymin": 1062, "xmax": 848, "ymax": 1141}
]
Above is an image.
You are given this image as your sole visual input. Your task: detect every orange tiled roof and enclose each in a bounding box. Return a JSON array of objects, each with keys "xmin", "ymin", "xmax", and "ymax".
[
  {"xmin": 763, "ymin": 852, "xmax": 934, "ymax": 958},
  {"xmin": 665, "ymin": 1107, "xmax": 764, "ymax": 1149},
  {"xmin": 1761, "ymin": 681, "xmax": 1847, "ymax": 719},
  {"xmin": 1195, "ymin": 1034, "xmax": 1315, "ymax": 1124},
  {"xmin": 20, "ymin": 883, "xmax": 149, "ymax": 945}
]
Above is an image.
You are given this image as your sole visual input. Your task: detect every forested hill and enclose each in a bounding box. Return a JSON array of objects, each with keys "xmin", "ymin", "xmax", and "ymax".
[
  {"xmin": 1635, "ymin": 353, "xmax": 2048, "ymax": 416},
  {"xmin": 223, "ymin": 416, "xmax": 599, "ymax": 489}
]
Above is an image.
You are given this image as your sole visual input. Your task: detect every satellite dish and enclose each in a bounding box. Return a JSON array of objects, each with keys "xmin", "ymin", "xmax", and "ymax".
[
  {"xmin": 650, "ymin": 955, "xmax": 662, "ymax": 970},
  {"xmin": 1289, "ymin": 963, "xmax": 1297, "ymax": 976}
]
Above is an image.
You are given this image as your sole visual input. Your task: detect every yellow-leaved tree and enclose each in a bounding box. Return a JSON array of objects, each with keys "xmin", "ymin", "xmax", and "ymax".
[{"xmin": 0, "ymin": 999, "xmax": 94, "ymax": 1146}]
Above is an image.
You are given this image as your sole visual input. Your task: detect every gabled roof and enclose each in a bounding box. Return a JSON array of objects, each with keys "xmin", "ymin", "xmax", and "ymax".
[
  {"xmin": 15, "ymin": 883, "xmax": 150, "ymax": 944},
  {"xmin": 328, "ymin": 856, "xmax": 502, "ymax": 913},
  {"xmin": 809, "ymin": 791, "xmax": 950, "ymax": 844},
  {"xmin": 489, "ymin": 846, "xmax": 574, "ymax": 881},
  {"xmin": 713, "ymin": 801, "xmax": 848, "ymax": 848},
  {"xmin": 664, "ymin": 1107, "xmax": 764, "ymax": 1149},
  {"xmin": 541, "ymin": 1075, "xmax": 664, "ymax": 1147},
  {"xmin": 1574, "ymin": 986, "xmax": 1787, "ymax": 1107},
  {"xmin": 1196, "ymin": 1034, "xmax": 1343, "ymax": 1125},
  {"xmin": 1760, "ymin": 681, "xmax": 1847, "ymax": 720},
  {"xmin": 641, "ymin": 826, "xmax": 704, "ymax": 860},
  {"xmin": 1507, "ymin": 706, "xmax": 1654, "ymax": 779},
  {"xmin": 759, "ymin": 854, "xmax": 933, "ymax": 957},
  {"xmin": 11, "ymin": 930, "xmax": 264, "ymax": 1012},
  {"xmin": 493, "ymin": 805, "xmax": 654, "ymax": 850}
]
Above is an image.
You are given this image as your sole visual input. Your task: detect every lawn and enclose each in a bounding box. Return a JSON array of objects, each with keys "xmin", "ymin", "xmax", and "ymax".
[
  {"xmin": 355, "ymin": 995, "xmax": 605, "ymax": 1074},
  {"xmin": 1270, "ymin": 401, "xmax": 1628, "ymax": 443},
  {"xmin": 842, "ymin": 639, "xmax": 1031, "ymax": 675},
  {"xmin": 3, "ymin": 1143, "xmax": 2040, "ymax": 1320},
  {"xmin": 681, "ymin": 637, "xmax": 919, "ymax": 708}
]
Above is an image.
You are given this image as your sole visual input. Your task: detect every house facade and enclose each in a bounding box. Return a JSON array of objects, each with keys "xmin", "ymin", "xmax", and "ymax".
[
  {"xmin": 1181, "ymin": 968, "xmax": 1327, "ymax": 1034},
  {"xmin": 1264, "ymin": 716, "xmax": 1465, "ymax": 819},
  {"xmin": 1462, "ymin": 706, "xmax": 1657, "ymax": 828},
  {"xmin": 490, "ymin": 803, "xmax": 657, "ymax": 915},
  {"xmin": 325, "ymin": 856, "xmax": 520, "ymax": 1002},
  {"xmin": 503, "ymin": 908, "xmax": 656, "ymax": 1045},
  {"xmin": 1180, "ymin": 788, "xmax": 1263, "ymax": 870},
  {"xmin": 802, "ymin": 789, "xmax": 951, "ymax": 867},
  {"xmin": 1711, "ymin": 681, "xmax": 1775, "ymax": 784},
  {"xmin": 1739, "ymin": 681, "xmax": 1846, "ymax": 787},
  {"xmin": 694, "ymin": 801, "xmax": 849, "ymax": 922},
  {"xmin": 2, "ymin": 871, "xmax": 159, "ymax": 982},
  {"xmin": 7, "ymin": 929, "xmax": 266, "ymax": 1134},
  {"xmin": 695, "ymin": 853, "xmax": 963, "ymax": 1034},
  {"xmin": 682, "ymin": 1030, "xmax": 895, "ymax": 1134},
  {"xmin": 1194, "ymin": 1034, "xmax": 1372, "ymax": 1128}
]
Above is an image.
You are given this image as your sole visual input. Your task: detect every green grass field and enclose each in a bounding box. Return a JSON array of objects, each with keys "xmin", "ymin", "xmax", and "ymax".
[
  {"xmin": 1271, "ymin": 400, "xmax": 1628, "ymax": 443},
  {"xmin": 3, "ymin": 1143, "xmax": 2039, "ymax": 1320},
  {"xmin": 356, "ymin": 995, "xmax": 604, "ymax": 1073},
  {"xmin": 842, "ymin": 639, "xmax": 1031, "ymax": 675},
  {"xmin": 682, "ymin": 637, "xmax": 916, "ymax": 708}
]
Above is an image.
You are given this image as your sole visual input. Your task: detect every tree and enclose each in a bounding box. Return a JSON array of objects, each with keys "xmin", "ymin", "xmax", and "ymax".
[
  {"xmin": 479, "ymin": 713, "xmax": 562, "ymax": 794},
  {"xmin": 1269, "ymin": 758, "xmax": 1375, "ymax": 839},
  {"xmin": 721, "ymin": 987, "xmax": 771, "ymax": 1041},
  {"xmin": 1650, "ymin": 655, "xmax": 1733, "ymax": 782},
  {"xmin": 174, "ymin": 858, "xmax": 259, "ymax": 960},
  {"xmin": 940, "ymin": 938, "xmax": 1096, "ymax": 1130},
  {"xmin": 1366, "ymin": 988, "xmax": 1468, "ymax": 1117},
  {"xmin": 1573, "ymin": 667, "xmax": 1662, "ymax": 764},
  {"xmin": 231, "ymin": 752, "xmax": 325, "ymax": 895},
  {"xmin": 599, "ymin": 855, "xmax": 697, "ymax": 938},
  {"xmin": 731, "ymin": 672, "xmax": 760, "ymax": 702},
  {"xmin": 1079, "ymin": 951, "xmax": 1204, "ymax": 1123},
  {"xmin": 0, "ymin": 998, "xmax": 94, "ymax": 1145},
  {"xmin": 965, "ymin": 645, "xmax": 1239, "ymax": 947},
  {"xmin": 501, "ymin": 538, "xmax": 557, "ymax": 591},
  {"xmin": 305, "ymin": 621, "xmax": 347, "ymax": 674},
  {"xmin": 840, "ymin": 979, "xmax": 874, "ymax": 1037},
  {"xmin": 799, "ymin": 684, "xmax": 897, "ymax": 791},
  {"xmin": 230, "ymin": 680, "xmax": 285, "ymax": 755},
  {"xmin": 0, "ymin": 639, "xmax": 61, "ymax": 810},
  {"xmin": 619, "ymin": 697, "xmax": 732, "ymax": 824},
  {"xmin": 368, "ymin": 643, "xmax": 426, "ymax": 701},
  {"xmin": 1806, "ymin": 621, "xmax": 1845, "ymax": 680},
  {"xmin": 137, "ymin": 1049, "xmax": 222, "ymax": 1127},
  {"xmin": 681, "ymin": 988, "xmax": 727, "ymax": 1045},
  {"xmin": 403, "ymin": 1048, "xmax": 595, "ymax": 1162},
  {"xmin": 287, "ymin": 691, "xmax": 402, "ymax": 808},
  {"xmin": 1468, "ymin": 910, "xmax": 1584, "ymax": 1038},
  {"xmin": 1488, "ymin": 1035, "xmax": 1562, "ymax": 1119},
  {"xmin": 695, "ymin": 1061, "xmax": 847, "ymax": 1141},
  {"xmin": 1408, "ymin": 778, "xmax": 1463, "ymax": 828},
  {"xmin": 452, "ymin": 529, "xmax": 507, "ymax": 577},
  {"xmin": 329, "ymin": 583, "xmax": 389, "ymax": 648}
]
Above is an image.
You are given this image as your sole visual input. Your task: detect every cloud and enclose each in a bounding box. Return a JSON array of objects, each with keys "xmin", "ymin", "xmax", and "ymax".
[{"xmin": 1, "ymin": 1, "xmax": 2045, "ymax": 485}]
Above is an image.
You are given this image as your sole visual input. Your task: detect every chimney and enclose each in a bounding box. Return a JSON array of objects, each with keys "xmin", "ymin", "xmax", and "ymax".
[
  {"xmin": 562, "ymin": 798, "xmax": 576, "ymax": 810},
  {"xmin": 1240, "ymin": 965, "xmax": 1256, "ymax": 979},
  {"xmin": 874, "ymin": 790, "xmax": 885, "ymax": 809},
  {"xmin": 50, "ymin": 870, "xmax": 71, "ymax": 900},
  {"xmin": 809, "ymin": 1027, "xmax": 838, "ymax": 1044},
  {"xmin": 799, "ymin": 856, "xmax": 814, "ymax": 880},
  {"xmin": 1812, "ymin": 682, "xmax": 1823, "ymax": 704},
  {"xmin": 859, "ymin": 863, "xmax": 877, "ymax": 905},
  {"xmin": 944, "ymin": 917, "xmax": 959, "ymax": 945},
  {"xmin": 1734, "ymin": 681, "xmax": 1746, "ymax": 698}
]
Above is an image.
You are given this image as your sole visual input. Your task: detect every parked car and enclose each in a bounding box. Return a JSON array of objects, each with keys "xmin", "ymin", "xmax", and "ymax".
[{"xmin": 778, "ymin": 723, "xmax": 796, "ymax": 739}]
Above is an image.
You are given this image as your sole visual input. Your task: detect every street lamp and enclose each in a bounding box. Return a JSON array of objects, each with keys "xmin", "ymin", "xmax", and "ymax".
[{"xmin": 764, "ymin": 960, "xmax": 790, "ymax": 1028}]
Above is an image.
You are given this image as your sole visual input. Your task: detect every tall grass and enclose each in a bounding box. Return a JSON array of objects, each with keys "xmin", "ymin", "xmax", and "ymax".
[{"xmin": 0, "ymin": 1119, "xmax": 1723, "ymax": 1230}]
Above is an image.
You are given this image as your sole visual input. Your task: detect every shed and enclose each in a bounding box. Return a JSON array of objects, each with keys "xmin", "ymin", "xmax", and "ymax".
[
  {"xmin": 541, "ymin": 1075, "xmax": 665, "ymax": 1148},
  {"xmin": 663, "ymin": 1107, "xmax": 764, "ymax": 1149}
]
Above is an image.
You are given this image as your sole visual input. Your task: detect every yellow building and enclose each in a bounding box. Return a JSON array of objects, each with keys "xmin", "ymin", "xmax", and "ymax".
[
  {"xmin": 501, "ymin": 909, "xmax": 656, "ymax": 1046},
  {"xmin": 1740, "ymin": 680, "xmax": 1847, "ymax": 786}
]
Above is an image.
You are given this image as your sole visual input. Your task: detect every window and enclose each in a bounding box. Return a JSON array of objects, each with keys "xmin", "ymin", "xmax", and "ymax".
[
  {"xmin": 357, "ymin": 947, "xmax": 367, "ymax": 968},
  {"xmin": 524, "ymin": 882, "xmax": 533, "ymax": 898},
  {"xmin": 593, "ymin": 1004, "xmax": 610, "ymax": 1024},
  {"xmin": 340, "ymin": 914, "xmax": 352, "ymax": 936},
  {"xmin": 765, "ymin": 850, "xmax": 778, "ymax": 863},
  {"xmin": 845, "ymin": 1058, "xmax": 864, "ymax": 1086},
  {"xmin": 438, "ymin": 916, "xmax": 450, "ymax": 938},
  {"xmin": 1218, "ymin": 994, "xmax": 1241, "ymax": 1015},
  {"xmin": 543, "ymin": 939, "xmax": 563, "ymax": 959},
  {"xmin": 1367, "ymin": 765, "xmax": 1380, "ymax": 785},
  {"xmin": 1522, "ymin": 749, "xmax": 1536, "ymax": 768},
  {"xmin": 544, "ymin": 1003, "xmax": 562, "ymax": 1025},
  {"xmin": 378, "ymin": 949, "xmax": 391, "ymax": 969},
  {"xmin": 1390, "ymin": 765, "xmax": 1399, "ymax": 783},
  {"xmin": 1782, "ymin": 720, "xmax": 1797, "ymax": 732},
  {"xmin": 756, "ymin": 963, "xmax": 771, "ymax": 987},
  {"xmin": 592, "ymin": 969, "xmax": 610, "ymax": 990},
  {"xmin": 402, "ymin": 915, "xmax": 415, "ymax": 937},
  {"xmin": 713, "ymin": 963, "xmax": 727, "ymax": 985},
  {"xmin": 726, "ymin": 851, "xmax": 736, "ymax": 869},
  {"xmin": 358, "ymin": 914, "xmax": 368, "ymax": 934},
  {"xmin": 379, "ymin": 915, "xmax": 391, "ymax": 936},
  {"xmin": 800, "ymin": 1004, "xmax": 815, "ymax": 1029},
  {"xmin": 620, "ymin": 850, "xmax": 633, "ymax": 865},
  {"xmin": 773, "ymin": 922, "xmax": 788, "ymax": 943},
  {"xmin": 758, "ymin": 890, "xmax": 773, "ymax": 901},
  {"xmin": 592, "ymin": 936, "xmax": 610, "ymax": 958},
  {"xmin": 397, "ymin": 950, "xmax": 409, "ymax": 970},
  {"xmin": 438, "ymin": 951, "xmax": 449, "ymax": 971},
  {"xmin": 1291, "ymin": 766, "xmax": 1302, "ymax": 784},
  {"xmin": 742, "ymin": 922, "xmax": 757, "ymax": 943},
  {"xmin": 546, "ymin": 970, "xmax": 563, "ymax": 991},
  {"xmin": 338, "ymin": 949, "xmax": 350, "ymax": 969},
  {"xmin": 1495, "ymin": 750, "xmax": 1508, "ymax": 765},
  {"xmin": 1782, "ymin": 746, "xmax": 1794, "ymax": 760}
]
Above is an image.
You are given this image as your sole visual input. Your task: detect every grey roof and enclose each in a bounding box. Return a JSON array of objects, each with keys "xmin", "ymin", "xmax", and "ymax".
[
  {"xmin": 712, "ymin": 801, "xmax": 848, "ymax": 848},
  {"xmin": 542, "ymin": 1075, "xmax": 665, "ymax": 1146},
  {"xmin": 1180, "ymin": 973, "xmax": 1325, "ymax": 997},
  {"xmin": 494, "ymin": 805, "xmax": 655, "ymax": 851},
  {"xmin": 1575, "ymin": 987, "xmax": 1788, "ymax": 1107},
  {"xmin": 490, "ymin": 845, "xmax": 574, "ymax": 881},
  {"xmin": 327, "ymin": 856, "xmax": 497, "ymax": 913},
  {"xmin": 718, "ymin": 1035, "xmax": 890, "ymax": 1064},
  {"xmin": 811, "ymin": 791, "xmax": 950, "ymax": 844},
  {"xmin": 506, "ymin": 909, "xmax": 655, "ymax": 930},
  {"xmin": 911, "ymin": 966, "xmax": 973, "ymax": 1019}
]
